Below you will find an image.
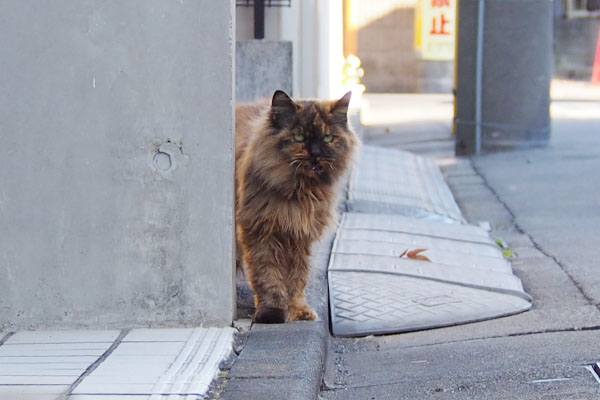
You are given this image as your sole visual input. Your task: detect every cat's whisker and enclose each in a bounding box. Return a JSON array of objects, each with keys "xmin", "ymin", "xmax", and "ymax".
[
  {"xmin": 290, "ymin": 159, "xmax": 304, "ymax": 173},
  {"xmin": 320, "ymin": 159, "xmax": 335, "ymax": 172}
]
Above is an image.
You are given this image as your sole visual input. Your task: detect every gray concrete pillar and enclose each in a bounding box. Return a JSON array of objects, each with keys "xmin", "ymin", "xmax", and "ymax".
[
  {"xmin": 454, "ymin": 0, "xmax": 553, "ymax": 155},
  {"xmin": 0, "ymin": 1, "xmax": 235, "ymax": 329}
]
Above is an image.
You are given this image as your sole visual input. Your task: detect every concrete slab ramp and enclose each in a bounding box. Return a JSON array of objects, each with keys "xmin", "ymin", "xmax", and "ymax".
[
  {"xmin": 328, "ymin": 213, "xmax": 531, "ymax": 337},
  {"xmin": 347, "ymin": 146, "xmax": 464, "ymax": 223},
  {"xmin": 329, "ymin": 146, "xmax": 531, "ymax": 337}
]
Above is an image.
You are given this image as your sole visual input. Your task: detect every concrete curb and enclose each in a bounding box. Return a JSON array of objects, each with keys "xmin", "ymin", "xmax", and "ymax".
[
  {"xmin": 220, "ymin": 322, "xmax": 328, "ymax": 400},
  {"xmin": 218, "ymin": 234, "xmax": 334, "ymax": 400}
]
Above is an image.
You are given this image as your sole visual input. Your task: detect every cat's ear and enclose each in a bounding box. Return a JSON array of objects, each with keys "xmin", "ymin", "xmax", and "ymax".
[
  {"xmin": 330, "ymin": 91, "xmax": 352, "ymax": 124},
  {"xmin": 270, "ymin": 90, "xmax": 297, "ymax": 128}
]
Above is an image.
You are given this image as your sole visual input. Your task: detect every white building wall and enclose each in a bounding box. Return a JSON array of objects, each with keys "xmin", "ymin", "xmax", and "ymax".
[{"xmin": 236, "ymin": 0, "xmax": 343, "ymax": 100}]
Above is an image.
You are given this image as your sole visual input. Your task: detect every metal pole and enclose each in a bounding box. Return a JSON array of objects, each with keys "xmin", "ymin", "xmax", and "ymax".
[
  {"xmin": 475, "ymin": 0, "xmax": 485, "ymax": 155},
  {"xmin": 254, "ymin": 0, "xmax": 265, "ymax": 39}
]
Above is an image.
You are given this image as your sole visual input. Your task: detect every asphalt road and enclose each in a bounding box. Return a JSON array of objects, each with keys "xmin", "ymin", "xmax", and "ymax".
[{"xmin": 321, "ymin": 96, "xmax": 600, "ymax": 399}]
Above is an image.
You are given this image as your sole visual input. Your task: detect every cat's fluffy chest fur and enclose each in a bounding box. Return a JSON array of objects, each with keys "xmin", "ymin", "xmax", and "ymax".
[{"xmin": 235, "ymin": 90, "xmax": 358, "ymax": 323}]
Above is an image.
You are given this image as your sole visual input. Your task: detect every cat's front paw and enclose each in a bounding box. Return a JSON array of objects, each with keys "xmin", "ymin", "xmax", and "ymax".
[
  {"xmin": 254, "ymin": 307, "xmax": 286, "ymax": 324},
  {"xmin": 288, "ymin": 305, "xmax": 318, "ymax": 321}
]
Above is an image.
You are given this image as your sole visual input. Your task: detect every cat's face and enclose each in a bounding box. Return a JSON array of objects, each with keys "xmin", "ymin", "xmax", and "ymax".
[{"xmin": 268, "ymin": 90, "xmax": 356, "ymax": 184}]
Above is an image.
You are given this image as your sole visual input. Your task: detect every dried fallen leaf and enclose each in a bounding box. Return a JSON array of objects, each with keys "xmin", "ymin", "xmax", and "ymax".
[{"xmin": 399, "ymin": 248, "xmax": 431, "ymax": 262}]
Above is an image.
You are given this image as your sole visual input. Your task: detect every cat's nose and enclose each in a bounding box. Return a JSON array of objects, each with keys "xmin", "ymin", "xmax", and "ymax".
[{"xmin": 310, "ymin": 142, "xmax": 322, "ymax": 156}]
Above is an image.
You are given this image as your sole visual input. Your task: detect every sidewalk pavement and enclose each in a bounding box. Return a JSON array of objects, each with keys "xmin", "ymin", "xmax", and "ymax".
[
  {"xmin": 319, "ymin": 91, "xmax": 600, "ymax": 399},
  {"xmin": 220, "ymin": 88, "xmax": 600, "ymax": 399},
  {"xmin": 3, "ymin": 84, "xmax": 599, "ymax": 400}
]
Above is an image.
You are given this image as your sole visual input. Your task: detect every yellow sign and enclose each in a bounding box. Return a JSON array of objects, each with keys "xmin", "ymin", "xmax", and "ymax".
[{"xmin": 416, "ymin": 0, "xmax": 456, "ymax": 61}]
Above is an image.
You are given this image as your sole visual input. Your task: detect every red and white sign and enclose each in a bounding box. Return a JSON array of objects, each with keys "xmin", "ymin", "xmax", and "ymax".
[{"xmin": 419, "ymin": 0, "xmax": 456, "ymax": 61}]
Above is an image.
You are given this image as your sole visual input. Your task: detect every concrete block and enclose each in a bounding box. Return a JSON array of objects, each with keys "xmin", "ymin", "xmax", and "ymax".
[
  {"xmin": 221, "ymin": 377, "xmax": 316, "ymax": 400},
  {"xmin": 236, "ymin": 40, "xmax": 293, "ymax": 102},
  {"xmin": 222, "ymin": 322, "xmax": 326, "ymax": 400},
  {"xmin": 0, "ymin": 1, "xmax": 235, "ymax": 329}
]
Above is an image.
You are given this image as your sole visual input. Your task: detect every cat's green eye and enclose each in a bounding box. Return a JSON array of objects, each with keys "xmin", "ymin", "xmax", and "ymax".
[
  {"xmin": 323, "ymin": 134, "xmax": 334, "ymax": 143},
  {"xmin": 294, "ymin": 133, "xmax": 305, "ymax": 142}
]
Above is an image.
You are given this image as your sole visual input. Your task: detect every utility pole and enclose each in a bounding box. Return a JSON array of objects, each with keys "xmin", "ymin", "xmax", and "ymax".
[{"xmin": 454, "ymin": 0, "xmax": 553, "ymax": 155}]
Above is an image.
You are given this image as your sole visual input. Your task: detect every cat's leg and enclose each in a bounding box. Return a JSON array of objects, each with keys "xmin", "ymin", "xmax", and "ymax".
[
  {"xmin": 288, "ymin": 293, "xmax": 318, "ymax": 321},
  {"xmin": 286, "ymin": 243, "xmax": 318, "ymax": 322},
  {"xmin": 242, "ymin": 240, "xmax": 290, "ymax": 324}
]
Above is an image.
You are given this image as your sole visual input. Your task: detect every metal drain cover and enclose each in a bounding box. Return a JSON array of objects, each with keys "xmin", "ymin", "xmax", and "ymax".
[
  {"xmin": 347, "ymin": 146, "xmax": 464, "ymax": 222},
  {"xmin": 328, "ymin": 213, "xmax": 531, "ymax": 337}
]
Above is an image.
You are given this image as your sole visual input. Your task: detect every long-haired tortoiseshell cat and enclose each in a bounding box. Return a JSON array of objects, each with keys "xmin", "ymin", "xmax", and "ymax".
[{"xmin": 236, "ymin": 90, "xmax": 359, "ymax": 323}]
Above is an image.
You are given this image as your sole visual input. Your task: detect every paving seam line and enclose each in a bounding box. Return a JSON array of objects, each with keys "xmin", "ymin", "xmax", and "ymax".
[
  {"xmin": 470, "ymin": 161, "xmax": 599, "ymax": 311},
  {"xmin": 0, "ymin": 332, "xmax": 14, "ymax": 346},
  {"xmin": 59, "ymin": 329, "xmax": 130, "ymax": 400}
]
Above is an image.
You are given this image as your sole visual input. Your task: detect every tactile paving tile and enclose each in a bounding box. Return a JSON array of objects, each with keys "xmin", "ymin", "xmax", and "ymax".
[
  {"xmin": 328, "ymin": 213, "xmax": 531, "ymax": 337},
  {"xmin": 330, "ymin": 272, "xmax": 531, "ymax": 336},
  {"xmin": 0, "ymin": 330, "xmax": 120, "ymax": 399},
  {"xmin": 347, "ymin": 146, "xmax": 464, "ymax": 222},
  {"xmin": 336, "ymin": 212, "xmax": 512, "ymax": 274},
  {"xmin": 72, "ymin": 327, "xmax": 234, "ymax": 397}
]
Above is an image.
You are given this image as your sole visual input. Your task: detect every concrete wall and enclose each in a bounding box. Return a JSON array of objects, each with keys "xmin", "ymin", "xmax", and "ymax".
[
  {"xmin": 0, "ymin": 1, "xmax": 236, "ymax": 329},
  {"xmin": 349, "ymin": 0, "xmax": 453, "ymax": 93},
  {"xmin": 355, "ymin": 4, "xmax": 420, "ymax": 92}
]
